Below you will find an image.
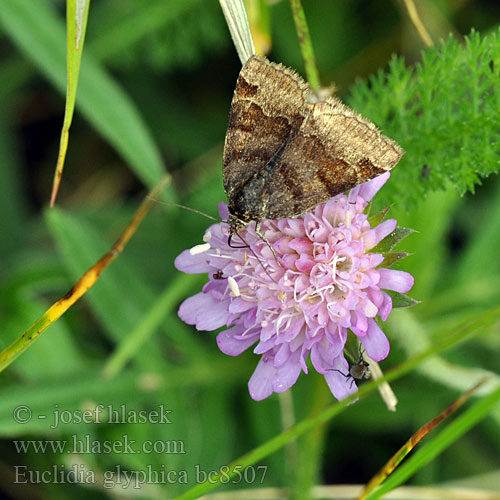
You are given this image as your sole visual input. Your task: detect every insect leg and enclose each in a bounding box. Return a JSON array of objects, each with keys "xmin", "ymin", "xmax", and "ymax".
[{"xmin": 255, "ymin": 221, "xmax": 283, "ymax": 268}]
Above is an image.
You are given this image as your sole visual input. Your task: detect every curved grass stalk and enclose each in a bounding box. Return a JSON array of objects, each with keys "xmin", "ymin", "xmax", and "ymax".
[{"xmin": 0, "ymin": 176, "xmax": 169, "ymax": 373}]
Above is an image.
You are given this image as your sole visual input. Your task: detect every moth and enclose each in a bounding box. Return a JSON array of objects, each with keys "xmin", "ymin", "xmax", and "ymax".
[{"xmin": 223, "ymin": 55, "xmax": 404, "ymax": 238}]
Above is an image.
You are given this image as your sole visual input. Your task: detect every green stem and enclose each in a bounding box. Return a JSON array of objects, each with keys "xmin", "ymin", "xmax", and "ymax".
[
  {"xmin": 102, "ymin": 273, "xmax": 205, "ymax": 379},
  {"xmin": 289, "ymin": 0, "xmax": 320, "ymax": 91},
  {"xmin": 291, "ymin": 373, "xmax": 330, "ymax": 500}
]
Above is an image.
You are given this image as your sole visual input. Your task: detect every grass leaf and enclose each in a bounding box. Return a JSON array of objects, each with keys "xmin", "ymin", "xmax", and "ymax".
[{"xmin": 0, "ymin": 0, "xmax": 167, "ymax": 189}]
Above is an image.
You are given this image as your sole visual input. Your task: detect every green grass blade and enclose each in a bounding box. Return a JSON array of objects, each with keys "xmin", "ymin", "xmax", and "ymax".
[
  {"xmin": 363, "ymin": 384, "xmax": 500, "ymax": 500},
  {"xmin": 0, "ymin": 0, "xmax": 166, "ymax": 189},
  {"xmin": 88, "ymin": 0, "xmax": 200, "ymax": 62},
  {"xmin": 50, "ymin": 0, "xmax": 91, "ymax": 206},
  {"xmin": 289, "ymin": 0, "xmax": 320, "ymax": 90},
  {"xmin": 45, "ymin": 206, "xmax": 208, "ymax": 371}
]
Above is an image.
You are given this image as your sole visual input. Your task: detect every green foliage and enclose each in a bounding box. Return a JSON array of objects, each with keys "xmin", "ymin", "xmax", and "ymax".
[
  {"xmin": 364, "ymin": 383, "xmax": 500, "ymax": 500},
  {"xmin": 89, "ymin": 0, "xmax": 228, "ymax": 71},
  {"xmin": 349, "ymin": 29, "xmax": 500, "ymax": 209},
  {"xmin": 0, "ymin": 0, "xmax": 166, "ymax": 188}
]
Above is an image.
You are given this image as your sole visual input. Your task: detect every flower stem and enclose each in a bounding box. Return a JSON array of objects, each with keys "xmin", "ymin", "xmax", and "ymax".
[
  {"xmin": 290, "ymin": 373, "xmax": 330, "ymax": 500},
  {"xmin": 278, "ymin": 390, "xmax": 298, "ymax": 482},
  {"xmin": 102, "ymin": 273, "xmax": 205, "ymax": 380},
  {"xmin": 288, "ymin": 0, "xmax": 321, "ymax": 91}
]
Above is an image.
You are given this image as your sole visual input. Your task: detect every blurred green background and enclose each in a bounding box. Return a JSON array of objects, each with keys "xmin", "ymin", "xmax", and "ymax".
[{"xmin": 0, "ymin": 0, "xmax": 499, "ymax": 498}]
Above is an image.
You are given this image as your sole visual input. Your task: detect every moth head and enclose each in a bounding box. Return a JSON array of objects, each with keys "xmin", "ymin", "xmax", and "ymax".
[{"xmin": 227, "ymin": 213, "xmax": 247, "ymax": 237}]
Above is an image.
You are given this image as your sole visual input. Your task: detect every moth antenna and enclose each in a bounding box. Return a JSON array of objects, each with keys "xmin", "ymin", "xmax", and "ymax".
[{"xmin": 150, "ymin": 199, "xmax": 219, "ymax": 222}]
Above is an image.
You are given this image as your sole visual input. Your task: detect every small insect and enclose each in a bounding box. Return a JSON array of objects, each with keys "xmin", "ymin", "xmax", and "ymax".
[
  {"xmin": 213, "ymin": 270, "xmax": 225, "ymax": 280},
  {"xmin": 328, "ymin": 347, "xmax": 371, "ymax": 388},
  {"xmin": 421, "ymin": 164, "xmax": 430, "ymax": 178}
]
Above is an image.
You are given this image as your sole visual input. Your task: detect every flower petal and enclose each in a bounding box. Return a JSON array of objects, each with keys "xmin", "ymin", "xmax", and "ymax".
[
  {"xmin": 363, "ymin": 219, "xmax": 397, "ymax": 251},
  {"xmin": 358, "ymin": 172, "xmax": 390, "ymax": 201},
  {"xmin": 378, "ymin": 269, "xmax": 414, "ymax": 293},
  {"xmin": 228, "ymin": 297, "xmax": 256, "ymax": 314},
  {"xmin": 248, "ymin": 356, "xmax": 276, "ymax": 401},
  {"xmin": 217, "ymin": 326, "xmax": 258, "ymax": 356},
  {"xmin": 178, "ymin": 292, "xmax": 230, "ymax": 331},
  {"xmin": 218, "ymin": 203, "xmax": 229, "ymax": 220},
  {"xmin": 324, "ymin": 355, "xmax": 358, "ymax": 400},
  {"xmin": 272, "ymin": 349, "xmax": 302, "ymax": 393},
  {"xmin": 174, "ymin": 249, "xmax": 212, "ymax": 274},
  {"xmin": 359, "ymin": 319, "xmax": 390, "ymax": 361},
  {"xmin": 378, "ymin": 292, "xmax": 393, "ymax": 321}
]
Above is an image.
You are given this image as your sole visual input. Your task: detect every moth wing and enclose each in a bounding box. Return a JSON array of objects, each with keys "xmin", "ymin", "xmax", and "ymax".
[
  {"xmin": 259, "ymin": 99, "xmax": 404, "ymax": 220},
  {"xmin": 309, "ymin": 98, "xmax": 404, "ymax": 172},
  {"xmin": 223, "ymin": 56, "xmax": 309, "ymax": 205}
]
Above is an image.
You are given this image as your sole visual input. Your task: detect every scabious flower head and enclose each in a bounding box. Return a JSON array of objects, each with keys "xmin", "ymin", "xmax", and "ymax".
[{"xmin": 175, "ymin": 173, "xmax": 414, "ymax": 401}]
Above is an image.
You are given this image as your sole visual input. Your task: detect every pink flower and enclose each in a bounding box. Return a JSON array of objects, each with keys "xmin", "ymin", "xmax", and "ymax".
[{"xmin": 175, "ymin": 173, "xmax": 414, "ymax": 401}]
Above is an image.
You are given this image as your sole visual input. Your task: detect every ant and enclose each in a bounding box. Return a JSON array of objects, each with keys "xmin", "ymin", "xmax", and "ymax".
[
  {"xmin": 213, "ymin": 270, "xmax": 225, "ymax": 280},
  {"xmin": 328, "ymin": 345, "xmax": 371, "ymax": 388}
]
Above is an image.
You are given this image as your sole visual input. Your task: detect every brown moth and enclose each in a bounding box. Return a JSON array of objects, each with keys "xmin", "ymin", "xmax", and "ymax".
[{"xmin": 223, "ymin": 55, "xmax": 404, "ymax": 237}]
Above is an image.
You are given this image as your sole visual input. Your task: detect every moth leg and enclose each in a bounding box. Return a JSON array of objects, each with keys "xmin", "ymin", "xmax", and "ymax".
[
  {"xmin": 255, "ymin": 222, "xmax": 283, "ymax": 269},
  {"xmin": 228, "ymin": 232, "xmax": 248, "ymax": 249},
  {"xmin": 234, "ymin": 229, "xmax": 279, "ymax": 284},
  {"xmin": 326, "ymin": 368, "xmax": 350, "ymax": 378}
]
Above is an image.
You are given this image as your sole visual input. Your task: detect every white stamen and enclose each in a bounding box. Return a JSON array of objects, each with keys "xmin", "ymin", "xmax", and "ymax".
[
  {"xmin": 240, "ymin": 325, "xmax": 256, "ymax": 337},
  {"xmin": 330, "ymin": 255, "xmax": 340, "ymax": 275},
  {"xmin": 345, "ymin": 210, "xmax": 352, "ymax": 227},
  {"xmin": 189, "ymin": 243, "xmax": 210, "ymax": 255},
  {"xmin": 228, "ymin": 276, "xmax": 240, "ymax": 297},
  {"xmin": 261, "ymin": 308, "xmax": 276, "ymax": 315},
  {"xmin": 207, "ymin": 253, "xmax": 230, "ymax": 259},
  {"xmin": 275, "ymin": 313, "xmax": 296, "ymax": 335},
  {"xmin": 203, "ymin": 231, "xmax": 211, "ymax": 242},
  {"xmin": 311, "ymin": 283, "xmax": 335, "ymax": 297}
]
